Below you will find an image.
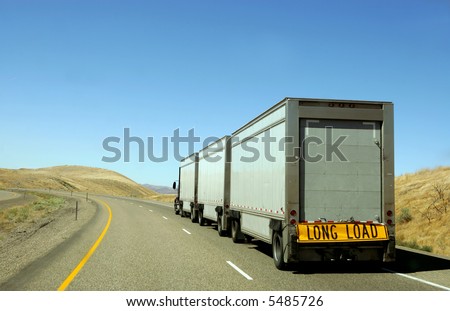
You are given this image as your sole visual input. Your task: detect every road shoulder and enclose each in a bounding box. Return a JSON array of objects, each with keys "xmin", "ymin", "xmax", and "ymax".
[{"xmin": 0, "ymin": 193, "xmax": 97, "ymax": 287}]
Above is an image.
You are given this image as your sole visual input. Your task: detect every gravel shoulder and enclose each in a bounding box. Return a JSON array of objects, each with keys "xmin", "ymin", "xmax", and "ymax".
[{"xmin": 0, "ymin": 192, "xmax": 97, "ymax": 286}]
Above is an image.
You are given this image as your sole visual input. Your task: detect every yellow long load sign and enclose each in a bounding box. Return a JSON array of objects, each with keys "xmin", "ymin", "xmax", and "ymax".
[{"xmin": 297, "ymin": 223, "xmax": 389, "ymax": 243}]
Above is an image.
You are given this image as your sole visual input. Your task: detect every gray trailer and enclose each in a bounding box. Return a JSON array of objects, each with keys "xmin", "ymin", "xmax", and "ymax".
[
  {"xmin": 175, "ymin": 153, "xmax": 199, "ymax": 222},
  {"xmin": 228, "ymin": 98, "xmax": 395, "ymax": 269},
  {"xmin": 174, "ymin": 97, "xmax": 395, "ymax": 269},
  {"xmin": 196, "ymin": 136, "xmax": 231, "ymax": 235}
]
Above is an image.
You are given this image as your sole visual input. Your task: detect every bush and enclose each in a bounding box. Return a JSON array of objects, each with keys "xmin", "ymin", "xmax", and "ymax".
[
  {"xmin": 32, "ymin": 197, "xmax": 65, "ymax": 213},
  {"xmin": 17, "ymin": 207, "xmax": 30, "ymax": 222},
  {"xmin": 6, "ymin": 208, "xmax": 18, "ymax": 221},
  {"xmin": 399, "ymin": 208, "xmax": 413, "ymax": 223}
]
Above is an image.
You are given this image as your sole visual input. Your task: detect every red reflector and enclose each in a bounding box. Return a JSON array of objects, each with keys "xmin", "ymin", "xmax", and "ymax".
[
  {"xmin": 314, "ymin": 220, "xmax": 322, "ymax": 223},
  {"xmin": 290, "ymin": 210, "xmax": 297, "ymax": 216},
  {"xmin": 327, "ymin": 220, "xmax": 334, "ymax": 223},
  {"xmin": 387, "ymin": 210, "xmax": 393, "ymax": 217},
  {"xmin": 290, "ymin": 219, "xmax": 297, "ymax": 225},
  {"xmin": 367, "ymin": 221, "xmax": 373, "ymax": 224}
]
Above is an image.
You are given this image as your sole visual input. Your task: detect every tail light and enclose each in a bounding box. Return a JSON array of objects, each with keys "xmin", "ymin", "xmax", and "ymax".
[
  {"xmin": 386, "ymin": 210, "xmax": 394, "ymax": 225},
  {"xmin": 289, "ymin": 209, "xmax": 297, "ymax": 225}
]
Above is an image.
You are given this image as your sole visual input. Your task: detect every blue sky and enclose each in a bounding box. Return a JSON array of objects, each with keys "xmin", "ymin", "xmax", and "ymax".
[{"xmin": 1, "ymin": 0, "xmax": 449, "ymax": 186}]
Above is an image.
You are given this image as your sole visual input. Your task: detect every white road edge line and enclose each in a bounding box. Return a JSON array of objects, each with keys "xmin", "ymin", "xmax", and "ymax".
[
  {"xmin": 162, "ymin": 216, "xmax": 168, "ymax": 220},
  {"xmin": 226, "ymin": 261, "xmax": 253, "ymax": 281},
  {"xmin": 149, "ymin": 210, "xmax": 153, "ymax": 212},
  {"xmin": 182, "ymin": 229, "xmax": 191, "ymax": 235},
  {"xmin": 382, "ymin": 268, "xmax": 450, "ymax": 291}
]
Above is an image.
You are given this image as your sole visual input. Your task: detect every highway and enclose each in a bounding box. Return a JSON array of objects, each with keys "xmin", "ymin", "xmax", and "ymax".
[
  {"xmin": 1, "ymin": 194, "xmax": 449, "ymax": 291},
  {"xmin": 0, "ymin": 190, "xmax": 20, "ymax": 201},
  {"xmin": 0, "ymin": 190, "xmax": 21, "ymax": 210}
]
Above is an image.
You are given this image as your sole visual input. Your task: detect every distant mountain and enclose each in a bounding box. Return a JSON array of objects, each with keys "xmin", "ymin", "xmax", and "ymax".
[
  {"xmin": 142, "ymin": 184, "xmax": 177, "ymax": 194},
  {"xmin": 0, "ymin": 165, "xmax": 157, "ymax": 198}
]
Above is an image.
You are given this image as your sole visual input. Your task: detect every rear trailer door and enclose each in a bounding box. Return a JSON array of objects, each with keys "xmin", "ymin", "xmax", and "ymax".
[{"xmin": 300, "ymin": 119, "xmax": 382, "ymax": 223}]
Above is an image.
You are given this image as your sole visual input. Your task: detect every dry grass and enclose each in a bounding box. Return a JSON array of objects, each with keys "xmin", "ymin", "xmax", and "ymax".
[
  {"xmin": 0, "ymin": 165, "xmax": 157, "ymax": 199},
  {"xmin": 395, "ymin": 166, "xmax": 450, "ymax": 256},
  {"xmin": 0, "ymin": 193, "xmax": 65, "ymax": 234}
]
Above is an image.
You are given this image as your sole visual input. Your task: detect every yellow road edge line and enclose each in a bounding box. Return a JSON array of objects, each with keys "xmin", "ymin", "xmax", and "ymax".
[{"xmin": 57, "ymin": 199, "xmax": 112, "ymax": 291}]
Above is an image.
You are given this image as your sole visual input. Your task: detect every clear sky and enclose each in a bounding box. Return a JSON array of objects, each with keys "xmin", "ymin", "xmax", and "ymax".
[{"xmin": 1, "ymin": 0, "xmax": 449, "ymax": 186}]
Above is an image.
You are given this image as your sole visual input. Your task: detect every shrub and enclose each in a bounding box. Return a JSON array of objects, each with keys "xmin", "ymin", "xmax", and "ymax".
[
  {"xmin": 17, "ymin": 207, "xmax": 30, "ymax": 223},
  {"xmin": 399, "ymin": 208, "xmax": 413, "ymax": 223},
  {"xmin": 6, "ymin": 208, "xmax": 18, "ymax": 221}
]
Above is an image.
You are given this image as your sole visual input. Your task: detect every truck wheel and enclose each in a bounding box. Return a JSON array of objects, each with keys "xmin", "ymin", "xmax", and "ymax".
[
  {"xmin": 231, "ymin": 219, "xmax": 244, "ymax": 243},
  {"xmin": 174, "ymin": 204, "xmax": 179, "ymax": 215},
  {"xmin": 190, "ymin": 207, "xmax": 198, "ymax": 223},
  {"xmin": 273, "ymin": 231, "xmax": 287, "ymax": 270},
  {"xmin": 198, "ymin": 209, "xmax": 205, "ymax": 226},
  {"xmin": 217, "ymin": 215, "xmax": 227, "ymax": 237},
  {"xmin": 179, "ymin": 203, "xmax": 185, "ymax": 217}
]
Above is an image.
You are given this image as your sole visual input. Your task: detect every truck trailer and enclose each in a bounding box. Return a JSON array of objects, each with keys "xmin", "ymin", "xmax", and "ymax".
[
  {"xmin": 174, "ymin": 98, "xmax": 395, "ymax": 269},
  {"xmin": 175, "ymin": 153, "xmax": 198, "ymax": 221},
  {"xmin": 197, "ymin": 136, "xmax": 231, "ymax": 235}
]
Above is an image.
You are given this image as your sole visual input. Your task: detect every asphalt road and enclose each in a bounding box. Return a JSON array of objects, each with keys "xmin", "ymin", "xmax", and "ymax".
[
  {"xmin": 2, "ymin": 194, "xmax": 450, "ymax": 291},
  {"xmin": 0, "ymin": 190, "xmax": 37, "ymax": 211},
  {"xmin": 0, "ymin": 190, "xmax": 21, "ymax": 210},
  {"xmin": 0, "ymin": 190, "xmax": 20, "ymax": 201}
]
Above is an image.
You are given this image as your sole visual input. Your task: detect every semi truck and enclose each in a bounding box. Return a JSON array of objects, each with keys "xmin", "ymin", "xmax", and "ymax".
[{"xmin": 173, "ymin": 97, "xmax": 395, "ymax": 269}]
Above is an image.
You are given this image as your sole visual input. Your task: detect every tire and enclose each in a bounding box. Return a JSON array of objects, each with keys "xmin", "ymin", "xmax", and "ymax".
[
  {"xmin": 180, "ymin": 203, "xmax": 185, "ymax": 217},
  {"xmin": 231, "ymin": 219, "xmax": 244, "ymax": 243},
  {"xmin": 190, "ymin": 207, "xmax": 198, "ymax": 223},
  {"xmin": 217, "ymin": 215, "xmax": 227, "ymax": 237},
  {"xmin": 198, "ymin": 209, "xmax": 205, "ymax": 226},
  {"xmin": 272, "ymin": 231, "xmax": 287, "ymax": 270}
]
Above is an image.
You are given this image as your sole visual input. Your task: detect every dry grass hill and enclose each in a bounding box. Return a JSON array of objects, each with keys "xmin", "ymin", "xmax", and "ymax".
[
  {"xmin": 395, "ymin": 166, "xmax": 450, "ymax": 257},
  {"xmin": 0, "ymin": 165, "xmax": 160, "ymax": 199}
]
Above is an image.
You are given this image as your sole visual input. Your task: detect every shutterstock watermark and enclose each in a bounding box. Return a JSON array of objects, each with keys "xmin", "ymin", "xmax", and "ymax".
[{"xmin": 101, "ymin": 128, "xmax": 348, "ymax": 163}]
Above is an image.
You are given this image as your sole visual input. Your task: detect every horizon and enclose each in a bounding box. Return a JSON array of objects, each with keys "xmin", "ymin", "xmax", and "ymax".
[{"xmin": 1, "ymin": 0, "xmax": 449, "ymax": 185}]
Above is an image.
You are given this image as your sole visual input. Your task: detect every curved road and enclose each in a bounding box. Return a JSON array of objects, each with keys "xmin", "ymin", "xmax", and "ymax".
[
  {"xmin": 0, "ymin": 190, "xmax": 21, "ymax": 209},
  {"xmin": 2, "ymin": 194, "xmax": 449, "ymax": 291},
  {"xmin": 0, "ymin": 190, "xmax": 20, "ymax": 201}
]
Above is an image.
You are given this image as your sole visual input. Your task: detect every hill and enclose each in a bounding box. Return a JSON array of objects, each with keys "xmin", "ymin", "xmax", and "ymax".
[
  {"xmin": 0, "ymin": 165, "xmax": 158, "ymax": 198},
  {"xmin": 395, "ymin": 166, "xmax": 450, "ymax": 257}
]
